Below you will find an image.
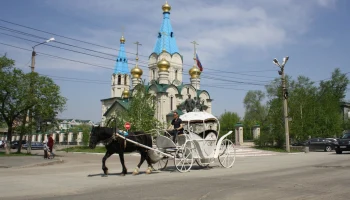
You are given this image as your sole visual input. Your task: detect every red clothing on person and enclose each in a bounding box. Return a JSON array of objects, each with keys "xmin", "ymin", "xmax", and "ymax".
[{"xmin": 48, "ymin": 136, "xmax": 54, "ymax": 151}]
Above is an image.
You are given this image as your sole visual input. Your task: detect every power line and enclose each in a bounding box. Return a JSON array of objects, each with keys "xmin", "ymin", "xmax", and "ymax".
[
  {"xmin": 4, "ymin": 41, "xmax": 347, "ymax": 90},
  {"xmin": 40, "ymin": 73, "xmax": 253, "ymax": 91},
  {"xmin": 0, "ymin": 25, "xmax": 276, "ymax": 79},
  {"xmin": 0, "ymin": 41, "xmax": 276, "ymax": 87},
  {"xmin": 0, "ymin": 19, "xmax": 278, "ymax": 76},
  {"xmin": 0, "ymin": 42, "xmax": 114, "ymax": 70},
  {"xmin": 0, "ymin": 32, "xmax": 274, "ymax": 83}
]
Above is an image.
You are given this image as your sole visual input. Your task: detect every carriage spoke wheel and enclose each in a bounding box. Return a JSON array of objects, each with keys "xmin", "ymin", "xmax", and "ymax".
[
  {"xmin": 174, "ymin": 146, "xmax": 194, "ymax": 173},
  {"xmin": 154, "ymin": 157, "xmax": 169, "ymax": 171},
  {"xmin": 218, "ymin": 139, "xmax": 235, "ymax": 168}
]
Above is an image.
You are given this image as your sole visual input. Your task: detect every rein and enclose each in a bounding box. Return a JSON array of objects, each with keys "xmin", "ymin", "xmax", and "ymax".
[
  {"xmin": 95, "ymin": 127, "xmax": 154, "ymax": 147},
  {"xmin": 101, "ymin": 134, "xmax": 117, "ymax": 146}
]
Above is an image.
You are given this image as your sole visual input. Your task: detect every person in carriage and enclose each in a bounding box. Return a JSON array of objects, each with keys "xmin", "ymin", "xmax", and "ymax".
[{"xmin": 167, "ymin": 111, "xmax": 184, "ymax": 144}]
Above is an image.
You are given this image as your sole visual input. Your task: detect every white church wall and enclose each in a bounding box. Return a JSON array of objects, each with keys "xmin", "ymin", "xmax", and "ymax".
[
  {"xmin": 199, "ymin": 92, "xmax": 209, "ymax": 102},
  {"xmin": 166, "ymin": 86, "xmax": 178, "ymax": 112},
  {"xmin": 181, "ymin": 85, "xmax": 197, "ymax": 99},
  {"xmin": 148, "ymin": 53, "xmax": 158, "ymax": 80},
  {"xmin": 158, "ymin": 52, "xmax": 171, "ymax": 61}
]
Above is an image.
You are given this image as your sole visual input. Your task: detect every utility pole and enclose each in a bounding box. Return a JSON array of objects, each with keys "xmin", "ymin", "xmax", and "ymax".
[
  {"xmin": 27, "ymin": 48, "xmax": 36, "ymax": 153},
  {"xmin": 273, "ymin": 56, "xmax": 290, "ymax": 152},
  {"xmin": 27, "ymin": 38, "xmax": 55, "ymax": 154}
]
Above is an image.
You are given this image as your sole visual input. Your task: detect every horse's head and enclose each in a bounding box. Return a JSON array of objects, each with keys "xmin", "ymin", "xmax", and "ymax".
[{"xmin": 89, "ymin": 125, "xmax": 100, "ymax": 149}]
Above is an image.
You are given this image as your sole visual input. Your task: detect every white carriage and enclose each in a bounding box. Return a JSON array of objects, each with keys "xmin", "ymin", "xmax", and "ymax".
[{"xmin": 151, "ymin": 111, "xmax": 236, "ymax": 173}]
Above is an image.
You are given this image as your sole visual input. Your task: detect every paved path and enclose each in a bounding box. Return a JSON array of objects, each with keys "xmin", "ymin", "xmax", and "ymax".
[
  {"xmin": 1, "ymin": 151, "xmax": 350, "ymax": 200},
  {"xmin": 233, "ymin": 146, "xmax": 278, "ymax": 157}
]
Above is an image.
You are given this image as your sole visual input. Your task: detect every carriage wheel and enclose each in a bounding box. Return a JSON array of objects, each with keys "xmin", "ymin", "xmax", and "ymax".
[
  {"xmin": 218, "ymin": 139, "xmax": 236, "ymax": 168},
  {"xmin": 154, "ymin": 157, "xmax": 169, "ymax": 171},
  {"xmin": 174, "ymin": 146, "xmax": 194, "ymax": 173}
]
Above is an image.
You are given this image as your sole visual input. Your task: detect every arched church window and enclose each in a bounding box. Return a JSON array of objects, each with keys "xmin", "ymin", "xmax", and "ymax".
[
  {"xmin": 158, "ymin": 32, "xmax": 161, "ymax": 38},
  {"xmin": 170, "ymin": 96, "xmax": 173, "ymax": 111},
  {"xmin": 124, "ymin": 58, "xmax": 126, "ymax": 62},
  {"xmin": 170, "ymin": 32, "xmax": 173, "ymax": 37},
  {"xmin": 118, "ymin": 75, "xmax": 121, "ymax": 85},
  {"xmin": 124, "ymin": 75, "xmax": 127, "ymax": 85},
  {"xmin": 175, "ymin": 70, "xmax": 178, "ymax": 80},
  {"xmin": 119, "ymin": 58, "xmax": 122, "ymax": 62},
  {"xmin": 187, "ymin": 88, "xmax": 189, "ymax": 94},
  {"xmin": 153, "ymin": 70, "xmax": 155, "ymax": 80}
]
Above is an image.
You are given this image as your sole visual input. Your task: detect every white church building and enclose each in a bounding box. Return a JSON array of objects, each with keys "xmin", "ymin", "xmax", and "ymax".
[{"xmin": 100, "ymin": 2, "xmax": 212, "ymax": 126}]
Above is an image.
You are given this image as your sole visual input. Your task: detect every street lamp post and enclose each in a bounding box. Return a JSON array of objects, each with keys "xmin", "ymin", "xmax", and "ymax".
[
  {"xmin": 273, "ymin": 56, "xmax": 290, "ymax": 152},
  {"xmin": 27, "ymin": 37, "xmax": 55, "ymax": 154},
  {"xmin": 31, "ymin": 38, "xmax": 55, "ymax": 72}
]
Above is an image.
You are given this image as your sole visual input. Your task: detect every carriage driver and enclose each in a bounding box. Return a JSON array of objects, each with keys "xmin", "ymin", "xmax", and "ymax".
[{"xmin": 168, "ymin": 111, "xmax": 184, "ymax": 143}]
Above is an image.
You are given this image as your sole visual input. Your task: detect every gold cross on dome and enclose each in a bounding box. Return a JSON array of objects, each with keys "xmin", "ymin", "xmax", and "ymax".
[
  {"xmin": 134, "ymin": 41, "xmax": 142, "ymax": 62},
  {"xmin": 191, "ymin": 41, "xmax": 199, "ymax": 60}
]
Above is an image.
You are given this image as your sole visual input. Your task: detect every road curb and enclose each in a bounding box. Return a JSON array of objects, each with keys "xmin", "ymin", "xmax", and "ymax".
[{"xmin": 287, "ymin": 152, "xmax": 305, "ymax": 155}]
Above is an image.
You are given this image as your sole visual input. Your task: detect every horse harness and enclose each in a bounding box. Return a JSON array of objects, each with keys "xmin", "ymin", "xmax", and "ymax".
[{"xmin": 101, "ymin": 131, "xmax": 151, "ymax": 149}]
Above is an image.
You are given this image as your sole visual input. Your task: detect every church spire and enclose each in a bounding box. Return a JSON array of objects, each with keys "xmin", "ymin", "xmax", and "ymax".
[
  {"xmin": 152, "ymin": 1, "xmax": 179, "ymax": 55},
  {"xmin": 114, "ymin": 33, "xmax": 128, "ymax": 74},
  {"xmin": 189, "ymin": 41, "xmax": 201, "ymax": 90}
]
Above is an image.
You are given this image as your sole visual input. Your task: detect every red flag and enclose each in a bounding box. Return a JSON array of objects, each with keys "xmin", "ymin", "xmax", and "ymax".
[{"xmin": 196, "ymin": 52, "xmax": 203, "ymax": 72}]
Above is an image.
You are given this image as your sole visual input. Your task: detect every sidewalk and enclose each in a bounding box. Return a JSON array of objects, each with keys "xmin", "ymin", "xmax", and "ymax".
[{"xmin": 0, "ymin": 150, "xmax": 63, "ymax": 168}]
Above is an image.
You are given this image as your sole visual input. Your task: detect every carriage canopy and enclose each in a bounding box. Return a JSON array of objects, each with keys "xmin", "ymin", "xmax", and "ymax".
[{"xmin": 179, "ymin": 112, "xmax": 218, "ymax": 123}]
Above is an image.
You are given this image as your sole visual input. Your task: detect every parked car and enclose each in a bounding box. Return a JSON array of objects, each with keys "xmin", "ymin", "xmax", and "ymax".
[
  {"xmin": 22, "ymin": 142, "xmax": 44, "ymax": 150},
  {"xmin": 10, "ymin": 140, "xmax": 27, "ymax": 149},
  {"xmin": 291, "ymin": 140, "xmax": 307, "ymax": 146},
  {"xmin": 334, "ymin": 132, "xmax": 350, "ymax": 154},
  {"xmin": 306, "ymin": 138, "xmax": 336, "ymax": 152}
]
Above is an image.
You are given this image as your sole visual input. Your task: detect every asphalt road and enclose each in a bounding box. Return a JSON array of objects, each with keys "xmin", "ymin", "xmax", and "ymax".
[{"xmin": 1, "ymin": 151, "xmax": 350, "ymax": 200}]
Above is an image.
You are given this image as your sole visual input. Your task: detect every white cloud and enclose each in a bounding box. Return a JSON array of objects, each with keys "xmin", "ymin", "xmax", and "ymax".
[
  {"xmin": 316, "ymin": 0, "xmax": 337, "ymax": 7},
  {"xmin": 41, "ymin": 0, "xmax": 337, "ymax": 73}
]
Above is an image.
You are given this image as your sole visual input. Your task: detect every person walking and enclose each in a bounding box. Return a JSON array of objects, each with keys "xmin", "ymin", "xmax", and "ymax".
[
  {"xmin": 43, "ymin": 140, "xmax": 49, "ymax": 159},
  {"xmin": 47, "ymin": 134, "xmax": 55, "ymax": 158}
]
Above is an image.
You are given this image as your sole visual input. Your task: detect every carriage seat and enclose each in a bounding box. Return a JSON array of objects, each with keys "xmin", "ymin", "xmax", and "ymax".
[
  {"xmin": 116, "ymin": 130, "xmax": 129, "ymax": 137},
  {"xmin": 156, "ymin": 135, "xmax": 177, "ymax": 149}
]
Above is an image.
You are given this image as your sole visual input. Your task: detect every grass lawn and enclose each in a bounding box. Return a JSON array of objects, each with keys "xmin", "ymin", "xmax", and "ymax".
[
  {"xmin": 254, "ymin": 146, "xmax": 302, "ymax": 153},
  {"xmin": 0, "ymin": 152, "xmax": 34, "ymax": 156},
  {"xmin": 58, "ymin": 146, "xmax": 106, "ymax": 153}
]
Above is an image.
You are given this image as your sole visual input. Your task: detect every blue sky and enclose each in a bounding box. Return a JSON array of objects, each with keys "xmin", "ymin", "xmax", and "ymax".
[{"xmin": 0, "ymin": 0, "xmax": 349, "ymax": 123}]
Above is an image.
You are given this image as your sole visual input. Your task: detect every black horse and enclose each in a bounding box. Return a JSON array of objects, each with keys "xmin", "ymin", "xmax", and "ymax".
[{"xmin": 89, "ymin": 125, "xmax": 155, "ymax": 176}]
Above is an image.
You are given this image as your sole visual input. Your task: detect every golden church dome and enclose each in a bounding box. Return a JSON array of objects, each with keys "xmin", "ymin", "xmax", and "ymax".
[
  {"xmin": 120, "ymin": 35, "xmax": 125, "ymax": 44},
  {"xmin": 122, "ymin": 89, "xmax": 129, "ymax": 98},
  {"xmin": 157, "ymin": 58, "xmax": 170, "ymax": 72},
  {"xmin": 189, "ymin": 65, "xmax": 201, "ymax": 78},
  {"xmin": 131, "ymin": 65, "xmax": 143, "ymax": 78},
  {"xmin": 162, "ymin": 1, "xmax": 171, "ymax": 13}
]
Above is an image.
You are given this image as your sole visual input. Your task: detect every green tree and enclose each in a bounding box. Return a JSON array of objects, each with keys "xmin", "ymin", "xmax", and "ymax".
[
  {"xmin": 315, "ymin": 68, "xmax": 349, "ymax": 138},
  {"xmin": 0, "ymin": 56, "xmax": 33, "ymax": 154},
  {"xmin": 218, "ymin": 111, "xmax": 241, "ymax": 138},
  {"xmin": 107, "ymin": 83, "xmax": 159, "ymax": 134},
  {"xmin": 287, "ymin": 76, "xmax": 318, "ymax": 141},
  {"xmin": 0, "ymin": 56, "xmax": 67, "ymax": 154},
  {"xmin": 259, "ymin": 69, "xmax": 349, "ymax": 148},
  {"xmin": 243, "ymin": 90, "xmax": 267, "ymax": 124},
  {"xmin": 243, "ymin": 90, "xmax": 268, "ymax": 139},
  {"xmin": 24, "ymin": 73, "xmax": 66, "ymax": 153}
]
